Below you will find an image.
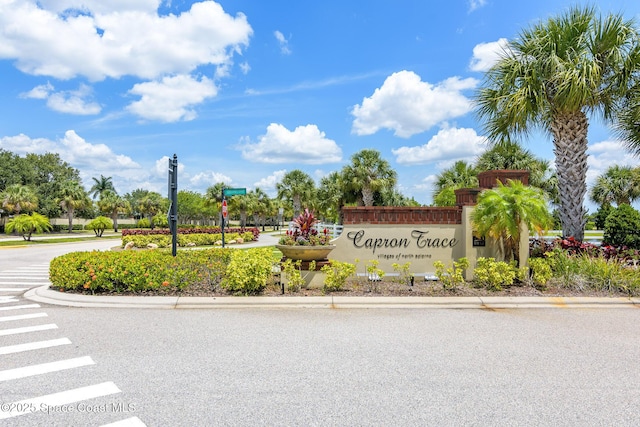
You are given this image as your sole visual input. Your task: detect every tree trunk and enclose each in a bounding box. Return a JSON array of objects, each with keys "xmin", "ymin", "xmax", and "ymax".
[
  {"xmin": 293, "ymin": 195, "xmax": 301, "ymax": 217},
  {"xmin": 550, "ymin": 111, "xmax": 588, "ymax": 241},
  {"xmin": 112, "ymin": 210, "xmax": 119, "ymax": 233},
  {"xmin": 362, "ymin": 186, "xmax": 374, "ymax": 207},
  {"xmin": 67, "ymin": 208, "xmax": 74, "ymax": 233}
]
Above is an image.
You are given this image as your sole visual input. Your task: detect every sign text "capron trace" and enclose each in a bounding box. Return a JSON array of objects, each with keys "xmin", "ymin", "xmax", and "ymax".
[{"xmin": 346, "ymin": 230, "xmax": 458, "ymax": 254}]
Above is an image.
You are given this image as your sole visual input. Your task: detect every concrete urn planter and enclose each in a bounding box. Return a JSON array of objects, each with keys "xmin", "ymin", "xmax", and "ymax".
[{"xmin": 276, "ymin": 244, "xmax": 336, "ymax": 261}]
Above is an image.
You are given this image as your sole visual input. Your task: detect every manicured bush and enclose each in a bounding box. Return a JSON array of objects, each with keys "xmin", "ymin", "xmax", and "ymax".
[
  {"xmin": 121, "ymin": 231, "xmax": 254, "ymax": 248},
  {"xmin": 473, "ymin": 257, "xmax": 517, "ymax": 291},
  {"xmin": 434, "ymin": 257, "xmax": 469, "ymax": 290},
  {"xmin": 50, "ymin": 248, "xmax": 233, "ymax": 293},
  {"xmin": 220, "ymin": 248, "xmax": 274, "ymax": 295},
  {"xmin": 603, "ymin": 204, "xmax": 640, "ymax": 249},
  {"xmin": 137, "ymin": 218, "xmax": 151, "ymax": 228},
  {"xmin": 321, "ymin": 260, "xmax": 356, "ymax": 292}
]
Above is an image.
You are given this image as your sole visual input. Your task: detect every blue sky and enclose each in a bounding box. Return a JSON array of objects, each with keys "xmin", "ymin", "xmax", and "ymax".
[{"xmin": 1, "ymin": 0, "xmax": 640, "ymax": 209}]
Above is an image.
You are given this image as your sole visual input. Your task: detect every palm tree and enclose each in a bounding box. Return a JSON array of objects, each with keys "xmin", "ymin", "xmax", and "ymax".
[
  {"xmin": 342, "ymin": 149, "xmax": 397, "ymax": 206},
  {"xmin": 5, "ymin": 213, "xmax": 52, "ymax": 241},
  {"xmin": 97, "ymin": 190, "xmax": 130, "ymax": 232},
  {"xmin": 471, "ymin": 180, "xmax": 553, "ymax": 266},
  {"xmin": 57, "ymin": 181, "xmax": 90, "ymax": 233},
  {"xmin": 204, "ymin": 182, "xmax": 227, "ymax": 225},
  {"xmin": 475, "ymin": 6, "xmax": 640, "ymax": 241},
  {"xmin": 475, "ymin": 139, "xmax": 558, "ymax": 205},
  {"xmin": 432, "ymin": 161, "xmax": 478, "ymax": 206},
  {"xmin": 590, "ymin": 166, "xmax": 640, "ymax": 206},
  {"xmin": 90, "ymin": 175, "xmax": 115, "ymax": 200},
  {"xmin": 1, "ymin": 184, "xmax": 38, "ymax": 214},
  {"xmin": 138, "ymin": 192, "xmax": 166, "ymax": 228},
  {"xmin": 276, "ymin": 170, "xmax": 315, "ymax": 216},
  {"xmin": 317, "ymin": 171, "xmax": 347, "ymax": 223}
]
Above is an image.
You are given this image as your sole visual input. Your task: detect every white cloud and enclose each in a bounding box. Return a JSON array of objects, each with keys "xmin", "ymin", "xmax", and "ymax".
[
  {"xmin": 239, "ymin": 62, "xmax": 251, "ymax": 74},
  {"xmin": 154, "ymin": 155, "xmax": 186, "ymax": 179},
  {"xmin": 126, "ymin": 74, "xmax": 218, "ymax": 122},
  {"xmin": 190, "ymin": 171, "xmax": 233, "ymax": 187},
  {"xmin": 0, "ymin": 1, "xmax": 253, "ymax": 81},
  {"xmin": 469, "ymin": 38, "xmax": 509, "ymax": 72},
  {"xmin": 274, "ymin": 30, "xmax": 291, "ymax": 55},
  {"xmin": 468, "ymin": 0, "xmax": 487, "ymax": 12},
  {"xmin": 351, "ymin": 71, "xmax": 477, "ymax": 138},
  {"xmin": 0, "ymin": 130, "xmax": 143, "ymax": 193},
  {"xmin": 254, "ymin": 170, "xmax": 287, "ymax": 192},
  {"xmin": 21, "ymin": 83, "xmax": 54, "ymax": 99},
  {"xmin": 587, "ymin": 140, "xmax": 639, "ymax": 187},
  {"xmin": 239, "ymin": 123, "xmax": 342, "ymax": 164},
  {"xmin": 21, "ymin": 82, "xmax": 101, "ymax": 114},
  {"xmin": 392, "ymin": 127, "xmax": 487, "ymax": 166}
]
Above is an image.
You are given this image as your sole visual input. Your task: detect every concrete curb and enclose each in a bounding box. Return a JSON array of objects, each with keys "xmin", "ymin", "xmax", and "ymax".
[{"xmin": 24, "ymin": 286, "xmax": 640, "ymax": 309}]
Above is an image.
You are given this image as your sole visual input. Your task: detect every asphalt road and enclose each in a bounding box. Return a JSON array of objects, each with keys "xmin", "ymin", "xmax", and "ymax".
[{"xmin": 1, "ymin": 239, "xmax": 640, "ymax": 426}]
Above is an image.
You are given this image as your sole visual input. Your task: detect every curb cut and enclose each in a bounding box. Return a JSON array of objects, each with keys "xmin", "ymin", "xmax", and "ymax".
[{"xmin": 24, "ymin": 286, "xmax": 640, "ymax": 310}]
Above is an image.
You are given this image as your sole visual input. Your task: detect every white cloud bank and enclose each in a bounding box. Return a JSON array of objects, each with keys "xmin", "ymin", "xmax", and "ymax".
[
  {"xmin": 392, "ymin": 127, "xmax": 487, "ymax": 167},
  {"xmin": 351, "ymin": 71, "xmax": 477, "ymax": 138},
  {"xmin": 0, "ymin": 1, "xmax": 252, "ymax": 81},
  {"xmin": 469, "ymin": 38, "xmax": 509, "ymax": 72},
  {"xmin": 0, "ymin": 1, "xmax": 252, "ymax": 121},
  {"xmin": 239, "ymin": 123, "xmax": 342, "ymax": 164}
]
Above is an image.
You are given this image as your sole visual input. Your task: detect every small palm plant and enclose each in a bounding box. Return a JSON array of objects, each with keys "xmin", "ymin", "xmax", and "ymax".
[
  {"xmin": 278, "ymin": 209, "xmax": 330, "ymax": 246},
  {"xmin": 5, "ymin": 213, "xmax": 52, "ymax": 241}
]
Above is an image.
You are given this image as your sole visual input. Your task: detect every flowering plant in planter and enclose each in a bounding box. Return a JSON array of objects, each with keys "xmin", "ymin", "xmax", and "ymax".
[{"xmin": 278, "ymin": 209, "xmax": 331, "ymax": 246}]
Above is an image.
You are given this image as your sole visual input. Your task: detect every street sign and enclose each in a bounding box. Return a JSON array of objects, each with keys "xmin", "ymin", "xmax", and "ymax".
[
  {"xmin": 222, "ymin": 199, "xmax": 228, "ymax": 219},
  {"xmin": 223, "ymin": 188, "xmax": 246, "ymax": 197}
]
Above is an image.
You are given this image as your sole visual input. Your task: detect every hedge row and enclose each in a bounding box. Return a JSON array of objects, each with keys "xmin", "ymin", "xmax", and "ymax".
[
  {"xmin": 122, "ymin": 227, "xmax": 260, "ymax": 240},
  {"xmin": 49, "ymin": 247, "xmax": 274, "ymax": 294},
  {"xmin": 121, "ymin": 231, "xmax": 256, "ymax": 248}
]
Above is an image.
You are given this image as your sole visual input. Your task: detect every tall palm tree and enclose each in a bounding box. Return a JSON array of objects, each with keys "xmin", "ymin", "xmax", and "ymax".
[
  {"xmin": 432, "ymin": 161, "xmax": 478, "ymax": 206},
  {"xmin": 90, "ymin": 175, "xmax": 115, "ymax": 200},
  {"xmin": 475, "ymin": 6, "xmax": 640, "ymax": 241},
  {"xmin": 98, "ymin": 190, "xmax": 130, "ymax": 232},
  {"xmin": 342, "ymin": 149, "xmax": 397, "ymax": 207},
  {"xmin": 475, "ymin": 139, "xmax": 559, "ymax": 206},
  {"xmin": 471, "ymin": 180, "xmax": 553, "ymax": 266},
  {"xmin": 276, "ymin": 170, "xmax": 315, "ymax": 216},
  {"xmin": 589, "ymin": 165, "xmax": 640, "ymax": 206},
  {"xmin": 1, "ymin": 184, "xmax": 38, "ymax": 215},
  {"xmin": 58, "ymin": 181, "xmax": 90, "ymax": 233}
]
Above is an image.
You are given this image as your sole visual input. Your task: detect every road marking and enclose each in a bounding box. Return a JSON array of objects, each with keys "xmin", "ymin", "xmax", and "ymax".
[
  {"xmin": 0, "ymin": 282, "xmax": 50, "ymax": 286},
  {"xmin": 0, "ymin": 304, "xmax": 40, "ymax": 311},
  {"xmin": 0, "ymin": 288, "xmax": 30, "ymax": 292},
  {"xmin": 0, "ymin": 323, "xmax": 58, "ymax": 336},
  {"xmin": 0, "ymin": 356, "xmax": 95, "ymax": 382},
  {"xmin": 0, "ymin": 381, "xmax": 121, "ymax": 419},
  {"xmin": 101, "ymin": 417, "xmax": 148, "ymax": 426},
  {"xmin": 0, "ymin": 312, "xmax": 48, "ymax": 322},
  {"xmin": 0, "ymin": 338, "xmax": 71, "ymax": 355},
  {"xmin": 0, "ymin": 298, "xmax": 18, "ymax": 304}
]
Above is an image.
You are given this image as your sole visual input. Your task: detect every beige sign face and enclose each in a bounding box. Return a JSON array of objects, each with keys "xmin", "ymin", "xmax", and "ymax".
[{"xmin": 330, "ymin": 225, "xmax": 464, "ymax": 274}]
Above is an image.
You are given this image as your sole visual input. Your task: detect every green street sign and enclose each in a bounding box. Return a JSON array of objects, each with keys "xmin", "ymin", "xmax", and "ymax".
[{"xmin": 223, "ymin": 188, "xmax": 246, "ymax": 197}]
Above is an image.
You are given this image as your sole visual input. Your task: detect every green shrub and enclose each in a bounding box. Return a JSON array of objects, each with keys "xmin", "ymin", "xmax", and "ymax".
[
  {"xmin": 392, "ymin": 262, "xmax": 413, "ymax": 285},
  {"xmin": 321, "ymin": 260, "xmax": 356, "ymax": 292},
  {"xmin": 49, "ymin": 248, "xmax": 232, "ymax": 294},
  {"xmin": 220, "ymin": 248, "xmax": 274, "ymax": 295},
  {"xmin": 603, "ymin": 204, "xmax": 640, "ymax": 249},
  {"xmin": 527, "ymin": 256, "xmax": 554, "ymax": 287},
  {"xmin": 434, "ymin": 257, "xmax": 469, "ymax": 291},
  {"xmin": 473, "ymin": 257, "xmax": 517, "ymax": 291},
  {"xmin": 153, "ymin": 214, "xmax": 169, "ymax": 228},
  {"xmin": 6, "ymin": 213, "xmax": 52, "ymax": 240},
  {"xmin": 281, "ymin": 259, "xmax": 305, "ymax": 292},
  {"xmin": 137, "ymin": 218, "xmax": 151, "ymax": 228},
  {"xmin": 86, "ymin": 216, "xmax": 113, "ymax": 237}
]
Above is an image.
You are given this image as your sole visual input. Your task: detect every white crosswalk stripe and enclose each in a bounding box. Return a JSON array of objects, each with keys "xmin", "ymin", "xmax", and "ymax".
[{"xmin": 0, "ymin": 266, "xmax": 146, "ymax": 425}]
